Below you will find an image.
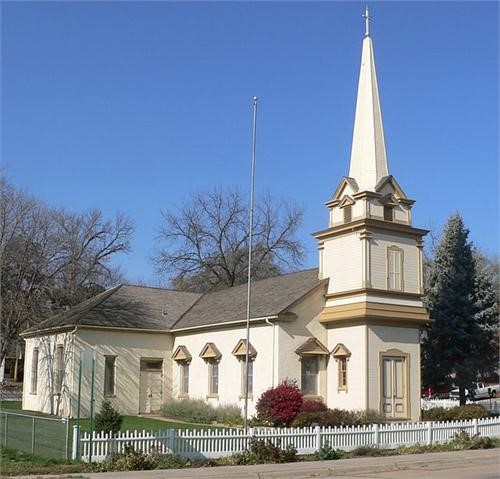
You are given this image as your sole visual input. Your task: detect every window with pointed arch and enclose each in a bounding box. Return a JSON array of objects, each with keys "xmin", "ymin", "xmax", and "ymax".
[{"xmin": 387, "ymin": 246, "xmax": 404, "ymax": 291}]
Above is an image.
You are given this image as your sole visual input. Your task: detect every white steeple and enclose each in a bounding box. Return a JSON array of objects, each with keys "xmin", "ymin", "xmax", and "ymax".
[{"xmin": 348, "ymin": 6, "xmax": 389, "ymax": 192}]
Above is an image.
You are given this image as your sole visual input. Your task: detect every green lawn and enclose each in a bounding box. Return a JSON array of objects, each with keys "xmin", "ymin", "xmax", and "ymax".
[{"xmin": 1, "ymin": 401, "xmax": 219, "ymax": 433}]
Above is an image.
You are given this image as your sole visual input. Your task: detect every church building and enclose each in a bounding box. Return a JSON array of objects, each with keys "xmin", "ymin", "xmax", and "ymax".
[{"xmin": 21, "ymin": 12, "xmax": 430, "ymax": 422}]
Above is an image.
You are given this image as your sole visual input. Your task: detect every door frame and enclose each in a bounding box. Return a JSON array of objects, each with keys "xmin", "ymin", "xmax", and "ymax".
[
  {"xmin": 378, "ymin": 348, "xmax": 410, "ymax": 420},
  {"xmin": 139, "ymin": 357, "xmax": 164, "ymax": 414}
]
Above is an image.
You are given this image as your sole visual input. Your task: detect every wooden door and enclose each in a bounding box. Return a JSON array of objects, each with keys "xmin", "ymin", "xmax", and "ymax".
[
  {"xmin": 139, "ymin": 359, "xmax": 163, "ymax": 414},
  {"xmin": 381, "ymin": 356, "xmax": 407, "ymax": 419}
]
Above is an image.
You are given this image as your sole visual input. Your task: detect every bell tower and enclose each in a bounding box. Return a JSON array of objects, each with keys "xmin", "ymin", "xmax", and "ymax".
[{"xmin": 314, "ymin": 8, "xmax": 430, "ymax": 421}]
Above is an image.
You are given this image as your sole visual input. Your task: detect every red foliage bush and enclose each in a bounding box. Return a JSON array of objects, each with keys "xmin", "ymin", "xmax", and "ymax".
[
  {"xmin": 256, "ymin": 380, "xmax": 303, "ymax": 426},
  {"xmin": 301, "ymin": 399, "xmax": 328, "ymax": 413}
]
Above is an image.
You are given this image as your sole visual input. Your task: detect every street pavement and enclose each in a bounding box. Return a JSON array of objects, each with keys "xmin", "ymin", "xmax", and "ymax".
[{"xmin": 16, "ymin": 448, "xmax": 500, "ymax": 479}]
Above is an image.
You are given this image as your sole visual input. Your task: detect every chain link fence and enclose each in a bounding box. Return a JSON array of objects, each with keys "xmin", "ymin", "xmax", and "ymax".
[{"xmin": 0, "ymin": 409, "xmax": 70, "ymax": 459}]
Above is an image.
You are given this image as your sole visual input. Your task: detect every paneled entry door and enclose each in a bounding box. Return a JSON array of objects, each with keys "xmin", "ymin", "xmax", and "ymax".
[
  {"xmin": 139, "ymin": 358, "xmax": 163, "ymax": 414},
  {"xmin": 381, "ymin": 353, "xmax": 407, "ymax": 419}
]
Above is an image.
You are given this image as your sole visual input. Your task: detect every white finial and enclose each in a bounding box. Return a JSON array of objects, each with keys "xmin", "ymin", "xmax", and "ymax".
[{"xmin": 362, "ymin": 5, "xmax": 372, "ymax": 37}]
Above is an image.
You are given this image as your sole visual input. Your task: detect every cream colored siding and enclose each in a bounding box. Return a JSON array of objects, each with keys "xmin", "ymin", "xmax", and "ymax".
[
  {"xmin": 367, "ymin": 325, "xmax": 420, "ymax": 421},
  {"xmin": 322, "ymin": 235, "xmax": 363, "ymax": 293},
  {"xmin": 23, "ymin": 334, "xmax": 75, "ymax": 417},
  {"xmin": 394, "ymin": 206, "xmax": 407, "ymax": 223},
  {"xmin": 369, "ymin": 233, "xmax": 419, "ymax": 293},
  {"xmin": 326, "ymin": 325, "xmax": 367, "ymax": 410},
  {"xmin": 172, "ymin": 324, "xmax": 273, "ymax": 415},
  {"xmin": 71, "ymin": 330, "xmax": 172, "ymax": 417}
]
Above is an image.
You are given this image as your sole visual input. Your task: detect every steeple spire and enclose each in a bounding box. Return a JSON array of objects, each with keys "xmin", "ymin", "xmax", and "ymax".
[{"xmin": 348, "ymin": 7, "xmax": 389, "ymax": 192}]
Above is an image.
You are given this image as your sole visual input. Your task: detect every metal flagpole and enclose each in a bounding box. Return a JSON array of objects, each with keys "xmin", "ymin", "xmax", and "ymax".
[{"xmin": 244, "ymin": 96, "xmax": 258, "ymax": 433}]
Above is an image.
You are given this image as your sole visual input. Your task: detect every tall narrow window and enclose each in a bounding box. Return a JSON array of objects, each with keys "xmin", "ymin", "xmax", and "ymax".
[
  {"xmin": 383, "ymin": 205, "xmax": 393, "ymax": 221},
  {"xmin": 180, "ymin": 362, "xmax": 189, "ymax": 396},
  {"xmin": 54, "ymin": 345, "xmax": 64, "ymax": 394},
  {"xmin": 301, "ymin": 356, "xmax": 319, "ymax": 396},
  {"xmin": 343, "ymin": 205, "xmax": 352, "ymax": 223},
  {"xmin": 338, "ymin": 357, "xmax": 348, "ymax": 390},
  {"xmin": 31, "ymin": 348, "xmax": 39, "ymax": 394},
  {"xmin": 240, "ymin": 359, "xmax": 253, "ymax": 396},
  {"xmin": 209, "ymin": 361, "xmax": 219, "ymax": 396},
  {"xmin": 104, "ymin": 356, "xmax": 116, "ymax": 396},
  {"xmin": 387, "ymin": 247, "xmax": 403, "ymax": 291}
]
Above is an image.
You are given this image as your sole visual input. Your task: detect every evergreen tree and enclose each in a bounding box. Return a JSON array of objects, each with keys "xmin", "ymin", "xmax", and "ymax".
[{"xmin": 422, "ymin": 214, "xmax": 497, "ymax": 405}]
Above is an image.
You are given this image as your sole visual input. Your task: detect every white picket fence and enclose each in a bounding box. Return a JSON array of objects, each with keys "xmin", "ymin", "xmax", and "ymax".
[{"xmin": 73, "ymin": 416, "xmax": 500, "ymax": 462}]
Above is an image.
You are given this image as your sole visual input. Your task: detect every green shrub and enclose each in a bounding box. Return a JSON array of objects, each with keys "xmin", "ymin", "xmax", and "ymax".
[
  {"xmin": 350, "ymin": 446, "xmax": 386, "ymax": 457},
  {"xmin": 451, "ymin": 404, "xmax": 490, "ymax": 420},
  {"xmin": 314, "ymin": 442, "xmax": 343, "ymax": 460},
  {"xmin": 292, "ymin": 408, "xmax": 384, "ymax": 428},
  {"xmin": 102, "ymin": 445, "xmax": 156, "ymax": 471},
  {"xmin": 421, "ymin": 407, "xmax": 452, "ymax": 422},
  {"xmin": 232, "ymin": 438, "xmax": 297, "ymax": 464},
  {"xmin": 161, "ymin": 398, "xmax": 242, "ymax": 425},
  {"xmin": 422, "ymin": 404, "xmax": 490, "ymax": 422},
  {"xmin": 94, "ymin": 400, "xmax": 123, "ymax": 434},
  {"xmin": 154, "ymin": 453, "xmax": 191, "ymax": 469}
]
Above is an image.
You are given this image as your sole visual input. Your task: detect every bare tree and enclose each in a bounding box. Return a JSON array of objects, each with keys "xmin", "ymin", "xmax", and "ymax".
[
  {"xmin": 0, "ymin": 179, "xmax": 134, "ymax": 365},
  {"xmin": 154, "ymin": 188, "xmax": 304, "ymax": 292}
]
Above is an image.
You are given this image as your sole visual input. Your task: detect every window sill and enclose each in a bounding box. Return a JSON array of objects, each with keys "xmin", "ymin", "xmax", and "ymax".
[
  {"xmin": 239, "ymin": 394, "xmax": 254, "ymax": 400},
  {"xmin": 206, "ymin": 394, "xmax": 219, "ymax": 400},
  {"xmin": 337, "ymin": 388, "xmax": 348, "ymax": 393},
  {"xmin": 303, "ymin": 395, "xmax": 323, "ymax": 400},
  {"xmin": 178, "ymin": 394, "xmax": 189, "ymax": 399},
  {"xmin": 104, "ymin": 394, "xmax": 116, "ymax": 398}
]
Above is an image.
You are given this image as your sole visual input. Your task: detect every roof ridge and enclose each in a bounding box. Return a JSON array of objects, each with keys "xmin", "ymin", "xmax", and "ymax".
[{"xmin": 121, "ymin": 283, "xmax": 201, "ymax": 295}]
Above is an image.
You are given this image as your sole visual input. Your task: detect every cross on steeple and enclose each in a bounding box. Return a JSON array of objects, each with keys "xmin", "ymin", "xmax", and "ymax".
[{"xmin": 362, "ymin": 5, "xmax": 372, "ymax": 37}]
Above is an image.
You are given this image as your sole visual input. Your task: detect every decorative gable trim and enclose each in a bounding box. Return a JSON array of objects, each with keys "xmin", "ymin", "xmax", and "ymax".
[
  {"xmin": 332, "ymin": 343, "xmax": 352, "ymax": 358},
  {"xmin": 232, "ymin": 339, "xmax": 257, "ymax": 358},
  {"xmin": 295, "ymin": 337, "xmax": 330, "ymax": 356},
  {"xmin": 172, "ymin": 345, "xmax": 192, "ymax": 362},
  {"xmin": 326, "ymin": 177, "xmax": 359, "ymax": 207},
  {"xmin": 374, "ymin": 175, "xmax": 414, "ymax": 204},
  {"xmin": 339, "ymin": 196, "xmax": 355, "ymax": 208},
  {"xmin": 379, "ymin": 194, "xmax": 399, "ymax": 207},
  {"xmin": 199, "ymin": 342, "xmax": 222, "ymax": 360}
]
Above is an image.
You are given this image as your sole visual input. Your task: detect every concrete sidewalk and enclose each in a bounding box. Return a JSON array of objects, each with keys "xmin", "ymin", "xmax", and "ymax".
[{"xmin": 15, "ymin": 448, "xmax": 500, "ymax": 479}]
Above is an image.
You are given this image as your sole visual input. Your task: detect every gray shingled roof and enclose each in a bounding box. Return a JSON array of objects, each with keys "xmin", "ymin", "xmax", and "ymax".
[
  {"xmin": 172, "ymin": 268, "xmax": 323, "ymax": 330},
  {"xmin": 21, "ymin": 285, "xmax": 201, "ymax": 335},
  {"xmin": 22, "ymin": 269, "xmax": 325, "ymax": 336}
]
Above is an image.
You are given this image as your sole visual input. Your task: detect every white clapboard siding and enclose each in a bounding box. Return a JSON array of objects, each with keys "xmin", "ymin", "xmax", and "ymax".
[{"xmin": 74, "ymin": 417, "xmax": 500, "ymax": 462}]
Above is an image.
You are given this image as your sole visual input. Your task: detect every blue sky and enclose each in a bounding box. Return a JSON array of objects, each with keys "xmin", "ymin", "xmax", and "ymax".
[{"xmin": 2, "ymin": 1, "xmax": 498, "ymax": 284}]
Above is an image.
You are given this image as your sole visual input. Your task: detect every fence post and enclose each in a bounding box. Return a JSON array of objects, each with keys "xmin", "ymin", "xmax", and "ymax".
[
  {"xmin": 426, "ymin": 421, "xmax": 432, "ymax": 446},
  {"xmin": 167, "ymin": 429, "xmax": 175, "ymax": 454},
  {"xmin": 64, "ymin": 418, "xmax": 70, "ymax": 460},
  {"xmin": 473, "ymin": 418, "xmax": 479, "ymax": 436},
  {"xmin": 72, "ymin": 425, "xmax": 79, "ymax": 460},
  {"xmin": 373, "ymin": 423, "xmax": 379, "ymax": 447},
  {"xmin": 315, "ymin": 426, "xmax": 321, "ymax": 452},
  {"xmin": 31, "ymin": 417, "xmax": 36, "ymax": 454},
  {"xmin": 3, "ymin": 413, "xmax": 7, "ymax": 447}
]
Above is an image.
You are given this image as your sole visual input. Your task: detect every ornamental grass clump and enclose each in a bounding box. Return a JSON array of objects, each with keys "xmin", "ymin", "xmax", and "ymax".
[
  {"xmin": 161, "ymin": 398, "xmax": 242, "ymax": 425},
  {"xmin": 255, "ymin": 380, "xmax": 303, "ymax": 426}
]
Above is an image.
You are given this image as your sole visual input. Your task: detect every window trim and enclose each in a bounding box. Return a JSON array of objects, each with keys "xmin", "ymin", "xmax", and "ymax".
[
  {"xmin": 54, "ymin": 344, "xmax": 64, "ymax": 395},
  {"xmin": 239, "ymin": 358, "xmax": 254, "ymax": 399},
  {"xmin": 343, "ymin": 204, "xmax": 352, "ymax": 223},
  {"xmin": 104, "ymin": 355, "xmax": 117, "ymax": 397},
  {"xmin": 300, "ymin": 355, "xmax": 319, "ymax": 397},
  {"xmin": 31, "ymin": 348, "xmax": 39, "ymax": 395},
  {"xmin": 179, "ymin": 361, "xmax": 190, "ymax": 398},
  {"xmin": 337, "ymin": 357, "xmax": 348, "ymax": 392},
  {"xmin": 206, "ymin": 359, "xmax": 219, "ymax": 399},
  {"xmin": 387, "ymin": 245, "xmax": 404, "ymax": 291},
  {"xmin": 383, "ymin": 205, "xmax": 394, "ymax": 222}
]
